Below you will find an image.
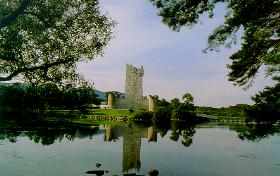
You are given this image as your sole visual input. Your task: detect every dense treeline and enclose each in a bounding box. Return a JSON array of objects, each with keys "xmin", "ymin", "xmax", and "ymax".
[
  {"xmin": 0, "ymin": 83, "xmax": 100, "ymax": 116},
  {"xmin": 195, "ymin": 104, "xmax": 250, "ymax": 118},
  {"xmin": 196, "ymin": 82, "xmax": 280, "ymax": 121}
]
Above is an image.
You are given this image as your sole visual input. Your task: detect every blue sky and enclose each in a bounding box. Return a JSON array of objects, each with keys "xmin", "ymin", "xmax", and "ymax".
[{"xmin": 78, "ymin": 0, "xmax": 272, "ymax": 107}]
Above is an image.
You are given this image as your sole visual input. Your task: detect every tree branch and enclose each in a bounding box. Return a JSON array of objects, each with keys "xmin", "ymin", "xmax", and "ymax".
[{"xmin": 0, "ymin": 57, "xmax": 75, "ymax": 81}]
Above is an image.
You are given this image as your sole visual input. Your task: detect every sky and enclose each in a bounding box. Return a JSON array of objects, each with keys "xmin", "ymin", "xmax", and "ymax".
[{"xmin": 78, "ymin": 0, "xmax": 273, "ymax": 107}]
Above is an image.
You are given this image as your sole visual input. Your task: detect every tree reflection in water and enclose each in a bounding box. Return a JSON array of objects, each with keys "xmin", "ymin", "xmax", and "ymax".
[
  {"xmin": 0, "ymin": 123, "xmax": 99, "ymax": 145},
  {"xmin": 1, "ymin": 120, "xmax": 279, "ymax": 174},
  {"xmin": 170, "ymin": 121, "xmax": 196, "ymax": 147},
  {"xmin": 229, "ymin": 122, "xmax": 280, "ymax": 142}
]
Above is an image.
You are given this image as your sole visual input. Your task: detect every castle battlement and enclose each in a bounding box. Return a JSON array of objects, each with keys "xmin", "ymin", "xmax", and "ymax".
[{"xmin": 126, "ymin": 64, "xmax": 144, "ymax": 76}]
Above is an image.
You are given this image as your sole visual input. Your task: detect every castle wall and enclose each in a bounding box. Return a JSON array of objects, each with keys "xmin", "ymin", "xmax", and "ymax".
[
  {"xmin": 148, "ymin": 95, "xmax": 158, "ymax": 111},
  {"xmin": 116, "ymin": 98, "xmax": 148, "ymax": 110}
]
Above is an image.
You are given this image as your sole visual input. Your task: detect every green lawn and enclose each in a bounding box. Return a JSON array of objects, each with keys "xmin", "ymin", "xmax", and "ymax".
[
  {"xmin": 88, "ymin": 109, "xmax": 142, "ymax": 118},
  {"xmin": 72, "ymin": 119, "xmax": 129, "ymax": 126},
  {"xmin": 42, "ymin": 109, "xmax": 146, "ymax": 126}
]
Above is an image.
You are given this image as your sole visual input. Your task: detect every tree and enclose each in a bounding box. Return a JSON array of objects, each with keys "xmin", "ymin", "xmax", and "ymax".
[
  {"xmin": 247, "ymin": 82, "xmax": 280, "ymax": 120},
  {"xmin": 150, "ymin": 0, "xmax": 279, "ymax": 87},
  {"xmin": 0, "ymin": 0, "xmax": 114, "ymax": 85},
  {"xmin": 182, "ymin": 92, "xmax": 193, "ymax": 104},
  {"xmin": 182, "ymin": 92, "xmax": 195, "ymax": 113},
  {"xmin": 0, "ymin": 83, "xmax": 25, "ymax": 109},
  {"xmin": 157, "ymin": 98, "xmax": 170, "ymax": 107},
  {"xmin": 153, "ymin": 98, "xmax": 171, "ymax": 122},
  {"xmin": 170, "ymin": 98, "xmax": 180, "ymax": 110},
  {"xmin": 169, "ymin": 92, "xmax": 196, "ymax": 120},
  {"xmin": 38, "ymin": 83, "xmax": 65, "ymax": 109}
]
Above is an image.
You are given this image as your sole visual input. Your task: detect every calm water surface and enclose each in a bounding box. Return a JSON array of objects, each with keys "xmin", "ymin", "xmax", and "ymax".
[{"xmin": 0, "ymin": 122, "xmax": 279, "ymax": 176}]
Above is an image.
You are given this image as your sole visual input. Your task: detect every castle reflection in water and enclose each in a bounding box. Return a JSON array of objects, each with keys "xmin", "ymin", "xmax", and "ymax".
[{"xmin": 103, "ymin": 125, "xmax": 157, "ymax": 172}]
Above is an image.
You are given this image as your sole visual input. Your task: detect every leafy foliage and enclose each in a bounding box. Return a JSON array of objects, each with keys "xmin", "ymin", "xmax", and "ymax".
[
  {"xmin": 170, "ymin": 92, "xmax": 196, "ymax": 120},
  {"xmin": 0, "ymin": 83, "xmax": 99, "ymax": 114},
  {"xmin": 151, "ymin": 0, "xmax": 279, "ymax": 87},
  {"xmin": 181, "ymin": 92, "xmax": 195, "ymax": 113},
  {"xmin": 150, "ymin": 0, "xmax": 279, "ymax": 121},
  {"xmin": 246, "ymin": 82, "xmax": 280, "ymax": 120},
  {"xmin": 132, "ymin": 111, "xmax": 153, "ymax": 122},
  {"xmin": 150, "ymin": 0, "xmax": 218, "ymax": 31},
  {"xmin": 153, "ymin": 92, "xmax": 196, "ymax": 121},
  {"xmin": 154, "ymin": 106, "xmax": 172, "ymax": 121},
  {"xmin": 0, "ymin": 0, "xmax": 114, "ymax": 85},
  {"xmin": 196, "ymin": 104, "xmax": 249, "ymax": 118},
  {"xmin": 169, "ymin": 98, "xmax": 180, "ymax": 110}
]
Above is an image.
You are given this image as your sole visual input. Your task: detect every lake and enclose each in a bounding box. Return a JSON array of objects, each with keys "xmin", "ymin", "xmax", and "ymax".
[{"xmin": 0, "ymin": 121, "xmax": 280, "ymax": 176}]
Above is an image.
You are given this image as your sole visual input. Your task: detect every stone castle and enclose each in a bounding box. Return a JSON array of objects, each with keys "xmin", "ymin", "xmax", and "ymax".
[{"xmin": 107, "ymin": 64, "xmax": 158, "ymax": 111}]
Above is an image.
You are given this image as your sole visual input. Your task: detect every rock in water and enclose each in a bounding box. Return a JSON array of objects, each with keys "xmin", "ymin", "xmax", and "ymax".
[
  {"xmin": 96, "ymin": 163, "xmax": 102, "ymax": 168},
  {"xmin": 148, "ymin": 169, "xmax": 159, "ymax": 176}
]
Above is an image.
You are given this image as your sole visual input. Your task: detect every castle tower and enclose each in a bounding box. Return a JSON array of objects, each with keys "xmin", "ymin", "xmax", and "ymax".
[
  {"xmin": 148, "ymin": 95, "xmax": 158, "ymax": 111},
  {"xmin": 125, "ymin": 64, "xmax": 144, "ymax": 101},
  {"xmin": 107, "ymin": 92, "xmax": 116, "ymax": 109}
]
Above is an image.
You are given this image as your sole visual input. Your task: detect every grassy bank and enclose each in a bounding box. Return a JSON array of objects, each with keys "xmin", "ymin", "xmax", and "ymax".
[
  {"xmin": 6, "ymin": 108, "xmax": 249, "ymax": 127},
  {"xmin": 43, "ymin": 109, "xmax": 142, "ymax": 119},
  {"xmin": 41, "ymin": 109, "xmax": 145, "ymax": 126},
  {"xmin": 88, "ymin": 109, "xmax": 135, "ymax": 117}
]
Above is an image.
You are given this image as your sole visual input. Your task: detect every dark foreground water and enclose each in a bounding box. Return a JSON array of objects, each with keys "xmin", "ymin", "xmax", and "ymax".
[{"xmin": 0, "ymin": 122, "xmax": 280, "ymax": 176}]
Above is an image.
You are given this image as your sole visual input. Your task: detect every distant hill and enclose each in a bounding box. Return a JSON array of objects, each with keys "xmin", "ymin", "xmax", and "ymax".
[
  {"xmin": 94, "ymin": 90, "xmax": 107, "ymax": 101},
  {"xmin": 94, "ymin": 90, "xmax": 125, "ymax": 101}
]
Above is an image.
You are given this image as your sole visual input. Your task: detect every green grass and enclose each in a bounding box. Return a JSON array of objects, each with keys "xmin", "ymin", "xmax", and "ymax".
[
  {"xmin": 72, "ymin": 119, "xmax": 130, "ymax": 126},
  {"xmin": 42, "ymin": 109, "xmax": 148, "ymax": 126},
  {"xmin": 43, "ymin": 109, "xmax": 138, "ymax": 118},
  {"xmin": 88, "ymin": 109, "xmax": 142, "ymax": 118},
  {"xmin": 42, "ymin": 115, "xmax": 129, "ymax": 126}
]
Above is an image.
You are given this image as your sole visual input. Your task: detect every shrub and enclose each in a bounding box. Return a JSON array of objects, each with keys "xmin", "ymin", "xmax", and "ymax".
[
  {"xmin": 128, "ymin": 108, "xmax": 135, "ymax": 114},
  {"xmin": 132, "ymin": 111, "xmax": 153, "ymax": 122},
  {"xmin": 153, "ymin": 107, "xmax": 171, "ymax": 122}
]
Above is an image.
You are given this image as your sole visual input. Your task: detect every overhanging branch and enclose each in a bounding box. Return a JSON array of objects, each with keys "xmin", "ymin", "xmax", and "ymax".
[{"xmin": 0, "ymin": 56, "xmax": 75, "ymax": 81}]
